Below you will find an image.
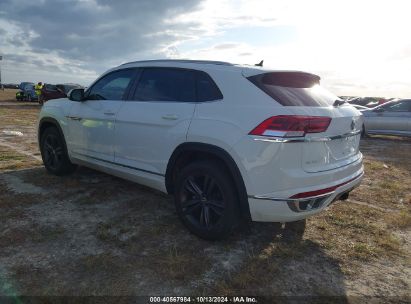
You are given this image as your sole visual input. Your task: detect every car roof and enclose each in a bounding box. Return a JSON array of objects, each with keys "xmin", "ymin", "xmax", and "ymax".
[
  {"xmin": 375, "ymin": 98, "xmax": 410, "ymax": 108},
  {"xmin": 121, "ymin": 59, "xmax": 233, "ymax": 66},
  {"xmin": 114, "ymin": 59, "xmax": 315, "ymax": 78}
]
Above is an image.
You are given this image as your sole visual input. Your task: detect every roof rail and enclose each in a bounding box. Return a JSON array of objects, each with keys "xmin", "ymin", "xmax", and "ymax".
[{"xmin": 120, "ymin": 59, "xmax": 233, "ymax": 66}]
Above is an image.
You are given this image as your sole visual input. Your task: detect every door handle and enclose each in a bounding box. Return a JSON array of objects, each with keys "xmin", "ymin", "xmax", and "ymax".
[
  {"xmin": 65, "ymin": 115, "xmax": 82, "ymax": 121},
  {"xmin": 104, "ymin": 112, "xmax": 115, "ymax": 116},
  {"xmin": 162, "ymin": 114, "xmax": 178, "ymax": 120}
]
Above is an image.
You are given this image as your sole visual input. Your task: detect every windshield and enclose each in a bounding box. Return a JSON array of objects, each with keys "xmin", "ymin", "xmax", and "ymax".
[{"xmin": 248, "ymin": 72, "xmax": 340, "ymax": 107}]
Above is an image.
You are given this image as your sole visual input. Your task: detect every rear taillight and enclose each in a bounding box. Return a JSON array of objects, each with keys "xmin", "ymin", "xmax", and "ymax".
[{"xmin": 249, "ymin": 115, "xmax": 331, "ymax": 137}]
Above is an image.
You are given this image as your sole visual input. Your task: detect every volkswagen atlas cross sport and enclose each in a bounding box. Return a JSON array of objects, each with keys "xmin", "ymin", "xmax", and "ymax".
[{"xmin": 38, "ymin": 59, "xmax": 364, "ymax": 240}]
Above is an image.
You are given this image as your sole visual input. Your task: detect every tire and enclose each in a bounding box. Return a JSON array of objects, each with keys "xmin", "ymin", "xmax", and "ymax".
[
  {"xmin": 40, "ymin": 127, "xmax": 77, "ymax": 176},
  {"xmin": 361, "ymin": 124, "xmax": 368, "ymax": 138},
  {"xmin": 174, "ymin": 160, "xmax": 239, "ymax": 240}
]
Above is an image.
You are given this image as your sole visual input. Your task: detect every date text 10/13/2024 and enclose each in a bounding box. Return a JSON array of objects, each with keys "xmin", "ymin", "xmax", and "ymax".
[{"xmin": 149, "ymin": 296, "xmax": 258, "ymax": 303}]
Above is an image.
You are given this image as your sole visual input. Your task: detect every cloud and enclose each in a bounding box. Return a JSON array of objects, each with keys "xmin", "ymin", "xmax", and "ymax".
[
  {"xmin": 0, "ymin": 0, "xmax": 410, "ymax": 97},
  {"xmin": 213, "ymin": 43, "xmax": 240, "ymax": 50},
  {"xmin": 0, "ymin": 0, "xmax": 204, "ymax": 84}
]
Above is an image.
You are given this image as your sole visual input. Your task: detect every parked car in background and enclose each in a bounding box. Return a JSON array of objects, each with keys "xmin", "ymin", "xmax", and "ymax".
[
  {"xmin": 376, "ymin": 98, "xmax": 389, "ymax": 106},
  {"xmin": 348, "ymin": 97, "xmax": 379, "ymax": 108},
  {"xmin": 23, "ymin": 84, "xmax": 38, "ymax": 101},
  {"xmin": 18, "ymin": 82, "xmax": 33, "ymax": 90},
  {"xmin": 16, "ymin": 90, "xmax": 25, "ymax": 101},
  {"xmin": 3, "ymin": 83, "xmax": 19, "ymax": 89},
  {"xmin": 16, "ymin": 82, "xmax": 37, "ymax": 101},
  {"xmin": 351, "ymin": 104, "xmax": 369, "ymax": 111},
  {"xmin": 41, "ymin": 83, "xmax": 83, "ymax": 101},
  {"xmin": 38, "ymin": 59, "xmax": 363, "ymax": 240},
  {"xmin": 361, "ymin": 99, "xmax": 411, "ymax": 137}
]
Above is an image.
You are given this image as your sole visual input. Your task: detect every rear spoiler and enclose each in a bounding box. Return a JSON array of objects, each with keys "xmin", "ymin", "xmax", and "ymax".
[{"xmin": 246, "ymin": 71, "xmax": 320, "ymax": 88}]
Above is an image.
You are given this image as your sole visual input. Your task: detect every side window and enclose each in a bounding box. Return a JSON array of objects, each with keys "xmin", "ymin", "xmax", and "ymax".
[
  {"xmin": 132, "ymin": 68, "xmax": 195, "ymax": 102},
  {"xmin": 56, "ymin": 85, "xmax": 65, "ymax": 92},
  {"xmin": 45, "ymin": 84, "xmax": 57, "ymax": 91},
  {"xmin": 87, "ymin": 69, "xmax": 135, "ymax": 100},
  {"xmin": 384, "ymin": 100, "xmax": 411, "ymax": 112},
  {"xmin": 196, "ymin": 71, "xmax": 223, "ymax": 102}
]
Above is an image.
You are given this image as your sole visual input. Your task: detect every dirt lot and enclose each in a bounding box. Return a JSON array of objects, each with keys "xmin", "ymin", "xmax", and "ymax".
[{"xmin": 0, "ymin": 89, "xmax": 410, "ymax": 302}]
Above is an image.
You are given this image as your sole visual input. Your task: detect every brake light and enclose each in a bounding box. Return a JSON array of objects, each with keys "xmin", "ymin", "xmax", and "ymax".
[{"xmin": 249, "ymin": 115, "xmax": 331, "ymax": 137}]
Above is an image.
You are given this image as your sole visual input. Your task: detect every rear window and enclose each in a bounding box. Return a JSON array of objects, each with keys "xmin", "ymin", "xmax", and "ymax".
[{"xmin": 248, "ymin": 72, "xmax": 339, "ymax": 107}]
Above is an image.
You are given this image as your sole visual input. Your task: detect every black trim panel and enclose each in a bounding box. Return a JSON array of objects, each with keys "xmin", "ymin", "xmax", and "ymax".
[{"xmin": 75, "ymin": 152, "xmax": 165, "ymax": 177}]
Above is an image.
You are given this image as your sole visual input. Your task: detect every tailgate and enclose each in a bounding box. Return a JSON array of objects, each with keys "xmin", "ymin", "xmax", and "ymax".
[{"xmin": 301, "ymin": 106, "xmax": 362, "ymax": 173}]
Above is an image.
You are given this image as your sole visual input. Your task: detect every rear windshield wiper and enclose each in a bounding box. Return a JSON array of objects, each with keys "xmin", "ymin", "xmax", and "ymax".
[{"xmin": 333, "ymin": 99, "xmax": 346, "ymax": 107}]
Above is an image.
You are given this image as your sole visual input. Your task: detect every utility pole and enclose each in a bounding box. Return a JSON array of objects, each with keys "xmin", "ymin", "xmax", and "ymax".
[
  {"xmin": 0, "ymin": 55, "xmax": 3, "ymax": 90},
  {"xmin": 0, "ymin": 55, "xmax": 3, "ymax": 86}
]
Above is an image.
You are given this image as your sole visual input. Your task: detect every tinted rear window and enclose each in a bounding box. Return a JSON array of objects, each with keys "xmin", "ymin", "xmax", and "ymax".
[
  {"xmin": 133, "ymin": 68, "xmax": 196, "ymax": 102},
  {"xmin": 248, "ymin": 72, "xmax": 339, "ymax": 107},
  {"xmin": 196, "ymin": 71, "xmax": 223, "ymax": 101}
]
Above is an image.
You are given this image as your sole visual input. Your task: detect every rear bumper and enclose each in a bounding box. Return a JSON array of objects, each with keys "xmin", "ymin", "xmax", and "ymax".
[{"xmin": 247, "ymin": 166, "xmax": 364, "ymax": 222}]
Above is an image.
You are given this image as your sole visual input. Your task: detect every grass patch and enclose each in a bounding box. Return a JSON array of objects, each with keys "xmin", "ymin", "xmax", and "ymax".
[
  {"xmin": 385, "ymin": 210, "xmax": 411, "ymax": 229},
  {"xmin": 0, "ymin": 89, "xmax": 19, "ymax": 101},
  {"xmin": 30, "ymin": 224, "xmax": 66, "ymax": 243},
  {"xmin": 350, "ymin": 157, "xmax": 411, "ymax": 210},
  {"xmin": 305, "ymin": 203, "xmax": 406, "ymax": 270},
  {"xmin": 0, "ymin": 153, "xmax": 26, "ymax": 162},
  {"xmin": 0, "ymin": 147, "xmax": 41, "ymax": 171}
]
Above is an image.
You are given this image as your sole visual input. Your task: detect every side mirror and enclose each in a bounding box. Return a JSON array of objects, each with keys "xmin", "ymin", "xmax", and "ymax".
[
  {"xmin": 68, "ymin": 88, "xmax": 85, "ymax": 102},
  {"xmin": 373, "ymin": 107, "xmax": 384, "ymax": 113}
]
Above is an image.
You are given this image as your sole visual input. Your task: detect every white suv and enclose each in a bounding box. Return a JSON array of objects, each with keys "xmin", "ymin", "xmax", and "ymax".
[{"xmin": 38, "ymin": 59, "xmax": 364, "ymax": 240}]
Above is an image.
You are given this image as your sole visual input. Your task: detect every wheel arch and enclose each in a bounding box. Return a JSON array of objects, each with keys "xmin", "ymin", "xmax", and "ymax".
[
  {"xmin": 166, "ymin": 142, "xmax": 251, "ymax": 221},
  {"xmin": 38, "ymin": 117, "xmax": 69, "ymax": 153}
]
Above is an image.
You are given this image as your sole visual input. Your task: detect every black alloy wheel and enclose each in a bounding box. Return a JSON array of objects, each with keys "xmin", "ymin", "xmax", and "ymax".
[
  {"xmin": 40, "ymin": 127, "xmax": 76, "ymax": 175},
  {"xmin": 175, "ymin": 160, "xmax": 239, "ymax": 240},
  {"xmin": 42, "ymin": 132, "xmax": 64, "ymax": 171},
  {"xmin": 180, "ymin": 174, "xmax": 225, "ymax": 231}
]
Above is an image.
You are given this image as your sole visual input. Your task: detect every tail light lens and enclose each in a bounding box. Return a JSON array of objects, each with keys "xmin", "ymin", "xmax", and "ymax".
[{"xmin": 249, "ymin": 115, "xmax": 331, "ymax": 137}]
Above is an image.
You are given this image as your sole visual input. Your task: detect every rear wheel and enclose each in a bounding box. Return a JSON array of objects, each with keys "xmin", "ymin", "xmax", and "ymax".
[
  {"xmin": 174, "ymin": 160, "xmax": 239, "ymax": 240},
  {"xmin": 40, "ymin": 127, "xmax": 76, "ymax": 175}
]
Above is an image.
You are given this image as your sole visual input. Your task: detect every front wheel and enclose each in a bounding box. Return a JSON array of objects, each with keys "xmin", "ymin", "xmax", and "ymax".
[
  {"xmin": 40, "ymin": 127, "xmax": 76, "ymax": 175},
  {"xmin": 174, "ymin": 160, "xmax": 239, "ymax": 240}
]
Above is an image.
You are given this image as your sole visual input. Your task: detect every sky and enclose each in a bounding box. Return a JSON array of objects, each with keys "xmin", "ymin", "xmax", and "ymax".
[{"xmin": 0, "ymin": 0, "xmax": 410, "ymax": 97}]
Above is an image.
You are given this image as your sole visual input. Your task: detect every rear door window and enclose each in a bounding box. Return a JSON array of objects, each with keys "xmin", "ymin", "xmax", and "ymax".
[
  {"xmin": 132, "ymin": 68, "xmax": 196, "ymax": 102},
  {"xmin": 248, "ymin": 72, "xmax": 338, "ymax": 107}
]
